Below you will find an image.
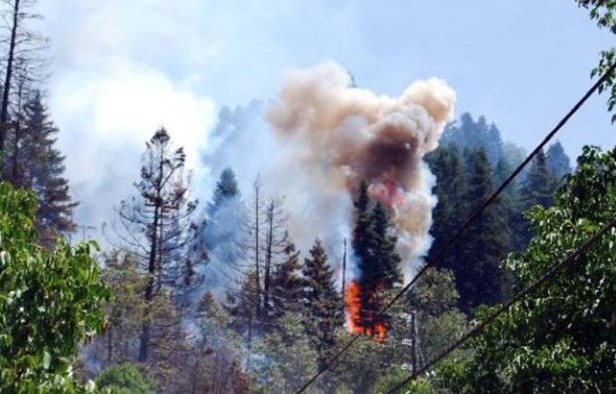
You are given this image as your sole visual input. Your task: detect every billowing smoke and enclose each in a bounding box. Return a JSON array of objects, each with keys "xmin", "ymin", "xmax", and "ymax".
[{"xmin": 265, "ymin": 62, "xmax": 456, "ymax": 278}]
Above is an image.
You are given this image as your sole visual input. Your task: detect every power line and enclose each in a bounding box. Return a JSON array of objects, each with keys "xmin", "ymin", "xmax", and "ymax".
[
  {"xmin": 294, "ymin": 61, "xmax": 616, "ymax": 394},
  {"xmin": 387, "ymin": 213, "xmax": 616, "ymax": 394}
]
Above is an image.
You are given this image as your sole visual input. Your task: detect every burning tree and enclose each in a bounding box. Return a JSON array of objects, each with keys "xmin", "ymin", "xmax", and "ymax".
[{"xmin": 347, "ymin": 181, "xmax": 402, "ymax": 342}]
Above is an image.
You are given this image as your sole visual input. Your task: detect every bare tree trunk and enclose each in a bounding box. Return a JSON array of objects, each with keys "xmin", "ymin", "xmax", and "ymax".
[
  {"xmin": 410, "ymin": 310, "xmax": 422, "ymax": 374},
  {"xmin": 253, "ymin": 180, "xmax": 262, "ymax": 320},
  {"xmin": 341, "ymin": 237, "xmax": 347, "ymax": 296},
  {"xmin": 0, "ymin": 0, "xmax": 20, "ymax": 158},
  {"xmin": 263, "ymin": 200, "xmax": 274, "ymax": 319},
  {"xmin": 9, "ymin": 73, "xmax": 25, "ymax": 185},
  {"xmin": 138, "ymin": 168, "xmax": 162, "ymax": 362}
]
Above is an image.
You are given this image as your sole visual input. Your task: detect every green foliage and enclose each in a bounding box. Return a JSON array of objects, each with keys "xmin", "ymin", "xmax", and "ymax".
[
  {"xmin": 372, "ymin": 367, "xmax": 436, "ymax": 394},
  {"xmin": 95, "ymin": 363, "xmax": 155, "ymax": 394},
  {"xmin": 514, "ymin": 149, "xmax": 560, "ymax": 249},
  {"xmin": 576, "ymin": 0, "xmax": 616, "ymax": 122},
  {"xmin": 0, "ymin": 182, "xmax": 110, "ymax": 392},
  {"xmin": 252, "ymin": 312, "xmax": 319, "ymax": 393},
  {"xmin": 3, "ymin": 91, "xmax": 78, "ymax": 245},
  {"xmin": 301, "ymin": 239, "xmax": 343, "ymax": 369},
  {"xmin": 457, "ymin": 148, "xmax": 510, "ymax": 313},
  {"xmin": 406, "ymin": 268, "xmax": 469, "ymax": 365},
  {"xmin": 441, "ymin": 113, "xmax": 504, "ymax": 166},
  {"xmin": 436, "ymin": 146, "xmax": 616, "ymax": 393}
]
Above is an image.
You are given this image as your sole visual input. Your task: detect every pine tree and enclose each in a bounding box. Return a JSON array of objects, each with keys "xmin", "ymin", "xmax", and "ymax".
[
  {"xmin": 441, "ymin": 113, "xmax": 504, "ymax": 166},
  {"xmin": 116, "ymin": 128, "xmax": 198, "ymax": 362},
  {"xmin": 352, "ymin": 181, "xmax": 371, "ymax": 265},
  {"xmin": 514, "ymin": 149, "xmax": 559, "ymax": 249},
  {"xmin": 11, "ymin": 92, "xmax": 77, "ymax": 244},
  {"xmin": 196, "ymin": 167, "xmax": 244, "ymax": 297},
  {"xmin": 301, "ymin": 239, "xmax": 343, "ymax": 369},
  {"xmin": 270, "ymin": 241, "xmax": 303, "ymax": 319},
  {"xmin": 351, "ymin": 181, "xmax": 402, "ymax": 338},
  {"xmin": 456, "ymin": 148, "xmax": 510, "ymax": 314},
  {"xmin": 209, "ymin": 167, "xmax": 239, "ymax": 212},
  {"xmin": 427, "ymin": 147, "xmax": 468, "ymax": 272},
  {"xmin": 546, "ymin": 141, "xmax": 572, "ymax": 179}
]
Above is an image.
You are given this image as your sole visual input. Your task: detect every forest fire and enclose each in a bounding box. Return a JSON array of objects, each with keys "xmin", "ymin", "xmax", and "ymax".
[
  {"xmin": 345, "ymin": 281, "xmax": 387, "ymax": 343},
  {"xmin": 368, "ymin": 179, "xmax": 406, "ymax": 208},
  {"xmin": 268, "ymin": 62, "xmax": 455, "ymax": 343}
]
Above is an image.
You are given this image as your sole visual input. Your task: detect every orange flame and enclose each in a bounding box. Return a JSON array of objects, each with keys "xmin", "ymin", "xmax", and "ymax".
[{"xmin": 344, "ymin": 281, "xmax": 387, "ymax": 343}]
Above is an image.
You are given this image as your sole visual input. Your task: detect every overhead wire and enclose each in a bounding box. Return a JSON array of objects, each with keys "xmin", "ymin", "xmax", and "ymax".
[
  {"xmin": 294, "ymin": 60, "xmax": 616, "ymax": 394},
  {"xmin": 386, "ymin": 213, "xmax": 616, "ymax": 393}
]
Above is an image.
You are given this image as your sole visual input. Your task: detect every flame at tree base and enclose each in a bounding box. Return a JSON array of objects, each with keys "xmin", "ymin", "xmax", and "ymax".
[{"xmin": 345, "ymin": 281, "xmax": 387, "ymax": 343}]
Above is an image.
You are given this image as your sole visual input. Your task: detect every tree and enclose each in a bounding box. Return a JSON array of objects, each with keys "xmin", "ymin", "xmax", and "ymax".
[
  {"xmin": 441, "ymin": 113, "xmax": 504, "ymax": 166},
  {"xmin": 437, "ymin": 146, "xmax": 616, "ymax": 393},
  {"xmin": 456, "ymin": 148, "xmax": 510, "ymax": 313},
  {"xmin": 240, "ymin": 178, "xmax": 290, "ymax": 329},
  {"xmin": 515, "ymin": 149, "xmax": 559, "ymax": 249},
  {"xmin": 576, "ymin": 1, "xmax": 616, "ymax": 122},
  {"xmin": 209, "ymin": 167, "xmax": 240, "ymax": 210},
  {"xmin": 261, "ymin": 197, "xmax": 289, "ymax": 324},
  {"xmin": 0, "ymin": 0, "xmax": 47, "ymax": 158},
  {"xmin": 0, "ymin": 182, "xmax": 109, "ymax": 392},
  {"xmin": 270, "ymin": 240, "xmax": 303, "ymax": 319},
  {"xmin": 427, "ymin": 147, "xmax": 468, "ymax": 273},
  {"xmin": 546, "ymin": 141, "xmax": 572, "ymax": 179},
  {"xmin": 95, "ymin": 363, "xmax": 156, "ymax": 394},
  {"xmin": 406, "ymin": 268, "xmax": 468, "ymax": 365},
  {"xmin": 352, "ymin": 185, "xmax": 403, "ymax": 338},
  {"xmin": 252, "ymin": 312, "xmax": 319, "ymax": 394},
  {"xmin": 301, "ymin": 239, "xmax": 343, "ymax": 369},
  {"xmin": 115, "ymin": 128, "xmax": 198, "ymax": 362},
  {"xmin": 23, "ymin": 92, "xmax": 77, "ymax": 244},
  {"xmin": 191, "ymin": 167, "xmax": 243, "ymax": 302}
]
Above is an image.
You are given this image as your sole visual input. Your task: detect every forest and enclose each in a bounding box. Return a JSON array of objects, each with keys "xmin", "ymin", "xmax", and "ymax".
[{"xmin": 0, "ymin": 1, "xmax": 615, "ymax": 393}]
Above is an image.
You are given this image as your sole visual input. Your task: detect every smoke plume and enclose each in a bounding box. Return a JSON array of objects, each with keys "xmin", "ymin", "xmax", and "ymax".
[{"xmin": 266, "ymin": 62, "xmax": 455, "ymax": 278}]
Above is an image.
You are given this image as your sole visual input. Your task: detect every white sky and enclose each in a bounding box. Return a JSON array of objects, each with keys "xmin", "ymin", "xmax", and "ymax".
[{"xmin": 34, "ymin": 0, "xmax": 616, "ymax": 232}]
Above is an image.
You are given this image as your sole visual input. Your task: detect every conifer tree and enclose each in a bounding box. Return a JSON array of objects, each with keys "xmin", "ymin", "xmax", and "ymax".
[
  {"xmin": 514, "ymin": 149, "xmax": 559, "ymax": 248},
  {"xmin": 116, "ymin": 128, "xmax": 198, "ymax": 362},
  {"xmin": 427, "ymin": 147, "xmax": 468, "ymax": 272},
  {"xmin": 456, "ymin": 148, "xmax": 510, "ymax": 313},
  {"xmin": 270, "ymin": 241, "xmax": 303, "ymax": 319},
  {"xmin": 351, "ymin": 181, "xmax": 402, "ymax": 338},
  {"xmin": 195, "ymin": 167, "xmax": 243, "ymax": 297},
  {"xmin": 301, "ymin": 239, "xmax": 343, "ymax": 368},
  {"xmin": 8, "ymin": 92, "xmax": 77, "ymax": 244},
  {"xmin": 546, "ymin": 141, "xmax": 572, "ymax": 179}
]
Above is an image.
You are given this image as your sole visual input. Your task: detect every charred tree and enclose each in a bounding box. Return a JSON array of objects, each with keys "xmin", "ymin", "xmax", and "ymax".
[
  {"xmin": 0, "ymin": 0, "xmax": 47, "ymax": 161},
  {"xmin": 114, "ymin": 128, "xmax": 198, "ymax": 362}
]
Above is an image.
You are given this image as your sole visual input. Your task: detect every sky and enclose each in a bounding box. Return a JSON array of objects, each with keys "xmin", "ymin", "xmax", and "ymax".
[{"xmin": 33, "ymin": 0, "xmax": 615, "ymax": 235}]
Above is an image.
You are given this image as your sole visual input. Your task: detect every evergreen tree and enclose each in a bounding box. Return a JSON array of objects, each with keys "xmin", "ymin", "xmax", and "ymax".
[
  {"xmin": 9, "ymin": 92, "xmax": 77, "ymax": 244},
  {"xmin": 352, "ymin": 181, "xmax": 402, "ymax": 338},
  {"xmin": 514, "ymin": 149, "xmax": 559, "ymax": 249},
  {"xmin": 116, "ymin": 128, "xmax": 199, "ymax": 362},
  {"xmin": 270, "ymin": 241, "xmax": 303, "ymax": 319},
  {"xmin": 209, "ymin": 167, "xmax": 239, "ymax": 212},
  {"xmin": 441, "ymin": 113, "xmax": 504, "ymax": 166},
  {"xmin": 301, "ymin": 239, "xmax": 343, "ymax": 369},
  {"xmin": 195, "ymin": 167, "xmax": 244, "ymax": 298},
  {"xmin": 427, "ymin": 147, "xmax": 468, "ymax": 272},
  {"xmin": 352, "ymin": 180, "xmax": 372, "ymax": 270},
  {"xmin": 546, "ymin": 141, "xmax": 572, "ymax": 179},
  {"xmin": 366, "ymin": 203, "xmax": 402, "ymax": 289},
  {"xmin": 456, "ymin": 148, "xmax": 510, "ymax": 314}
]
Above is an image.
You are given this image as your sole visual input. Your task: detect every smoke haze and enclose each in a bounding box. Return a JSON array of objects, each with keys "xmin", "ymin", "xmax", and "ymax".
[{"xmin": 266, "ymin": 62, "xmax": 455, "ymax": 278}]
